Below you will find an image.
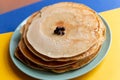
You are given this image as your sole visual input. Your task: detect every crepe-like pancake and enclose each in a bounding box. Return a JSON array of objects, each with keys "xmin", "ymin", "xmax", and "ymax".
[
  {"xmin": 19, "ymin": 20, "xmax": 102, "ymax": 69},
  {"xmin": 23, "ymin": 24, "xmax": 102, "ymax": 62},
  {"xmin": 18, "ymin": 37, "xmax": 101, "ymax": 69},
  {"xmin": 14, "ymin": 2, "xmax": 106, "ymax": 73},
  {"xmin": 26, "ymin": 2, "xmax": 105, "ymax": 58},
  {"xmin": 15, "ymin": 47, "xmax": 45, "ymax": 70},
  {"xmin": 21, "ymin": 18, "xmax": 102, "ymax": 63},
  {"xmin": 15, "ymin": 45, "xmax": 101, "ymax": 73},
  {"xmin": 18, "ymin": 39, "xmax": 78, "ymax": 68},
  {"xmin": 22, "ymin": 12, "xmax": 105, "ymax": 62}
]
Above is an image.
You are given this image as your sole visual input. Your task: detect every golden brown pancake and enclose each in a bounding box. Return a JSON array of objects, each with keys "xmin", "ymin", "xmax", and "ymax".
[
  {"xmin": 15, "ymin": 47, "xmax": 45, "ymax": 71},
  {"xmin": 21, "ymin": 12, "xmax": 104, "ymax": 62},
  {"xmin": 15, "ymin": 44, "xmax": 101, "ymax": 73},
  {"xmin": 18, "ymin": 37, "xmax": 101, "ymax": 69},
  {"xmin": 14, "ymin": 2, "xmax": 106, "ymax": 73},
  {"xmin": 18, "ymin": 39, "xmax": 78, "ymax": 68}
]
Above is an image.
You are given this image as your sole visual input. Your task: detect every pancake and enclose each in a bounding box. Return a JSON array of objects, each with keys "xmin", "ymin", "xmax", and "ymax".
[
  {"xmin": 26, "ymin": 2, "xmax": 105, "ymax": 58},
  {"xmin": 22, "ymin": 12, "xmax": 105, "ymax": 62},
  {"xmin": 15, "ymin": 47, "xmax": 45, "ymax": 70},
  {"xmin": 18, "ymin": 39, "xmax": 77, "ymax": 68},
  {"xmin": 15, "ymin": 45, "xmax": 101, "ymax": 73},
  {"xmin": 23, "ymin": 23, "xmax": 102, "ymax": 62},
  {"xmin": 14, "ymin": 2, "xmax": 106, "ymax": 73},
  {"xmin": 18, "ymin": 37, "xmax": 101, "ymax": 69},
  {"xmin": 18, "ymin": 20, "xmax": 102, "ymax": 69}
]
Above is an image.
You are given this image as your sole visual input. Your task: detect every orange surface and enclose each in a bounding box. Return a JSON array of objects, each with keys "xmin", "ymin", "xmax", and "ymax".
[{"xmin": 0, "ymin": 0, "xmax": 40, "ymax": 14}]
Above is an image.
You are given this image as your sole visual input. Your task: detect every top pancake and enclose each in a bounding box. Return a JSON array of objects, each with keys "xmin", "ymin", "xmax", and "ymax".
[
  {"xmin": 25, "ymin": 2, "xmax": 105, "ymax": 58},
  {"xmin": 22, "ymin": 18, "xmax": 102, "ymax": 62}
]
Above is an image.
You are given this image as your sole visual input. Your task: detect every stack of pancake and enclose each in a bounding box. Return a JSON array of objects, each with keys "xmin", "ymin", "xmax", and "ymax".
[{"xmin": 15, "ymin": 2, "xmax": 106, "ymax": 73}]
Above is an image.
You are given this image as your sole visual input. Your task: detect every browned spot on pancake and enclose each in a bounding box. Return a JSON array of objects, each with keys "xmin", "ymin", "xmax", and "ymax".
[{"xmin": 56, "ymin": 21, "xmax": 64, "ymax": 26}]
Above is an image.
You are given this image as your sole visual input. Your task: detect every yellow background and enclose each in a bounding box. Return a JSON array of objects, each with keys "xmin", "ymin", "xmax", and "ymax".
[{"xmin": 0, "ymin": 8, "xmax": 120, "ymax": 80}]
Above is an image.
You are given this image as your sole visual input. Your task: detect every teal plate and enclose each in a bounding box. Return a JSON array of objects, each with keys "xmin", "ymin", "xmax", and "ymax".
[{"xmin": 9, "ymin": 15, "xmax": 111, "ymax": 80}]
